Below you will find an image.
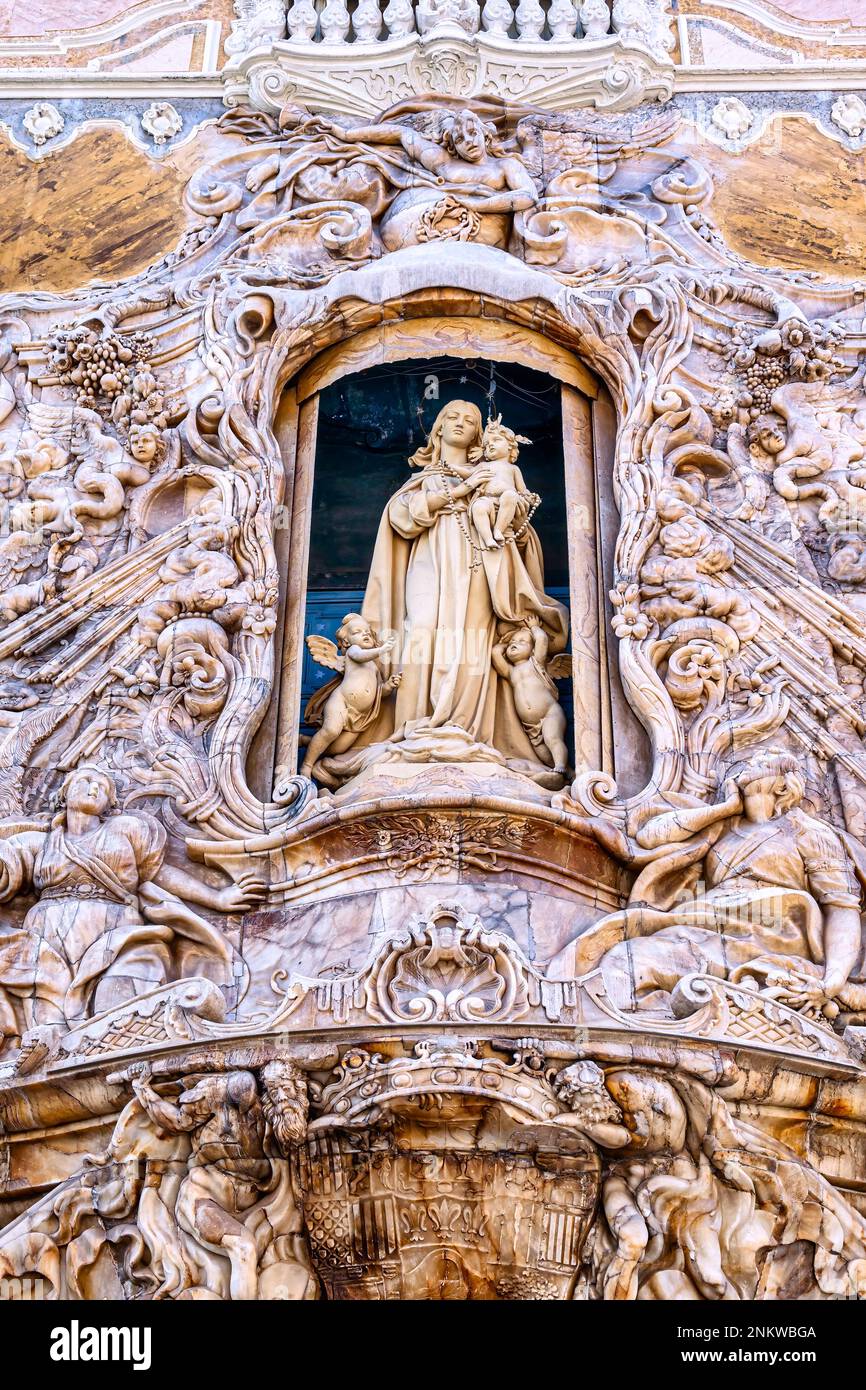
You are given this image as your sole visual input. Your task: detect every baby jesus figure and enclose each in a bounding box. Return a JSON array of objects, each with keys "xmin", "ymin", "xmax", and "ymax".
[{"xmin": 456, "ymin": 415, "xmax": 540, "ymax": 551}]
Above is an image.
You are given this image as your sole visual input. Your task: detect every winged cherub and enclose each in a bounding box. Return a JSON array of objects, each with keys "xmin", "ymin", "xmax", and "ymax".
[
  {"xmin": 301, "ymin": 613, "xmax": 400, "ymax": 779},
  {"xmin": 492, "ymin": 620, "xmax": 571, "ymax": 776}
]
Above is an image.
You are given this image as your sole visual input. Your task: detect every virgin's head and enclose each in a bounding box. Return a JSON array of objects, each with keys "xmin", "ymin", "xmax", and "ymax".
[
  {"xmin": 56, "ymin": 763, "xmax": 117, "ymax": 823},
  {"xmin": 410, "ymin": 399, "xmax": 483, "ymax": 471}
]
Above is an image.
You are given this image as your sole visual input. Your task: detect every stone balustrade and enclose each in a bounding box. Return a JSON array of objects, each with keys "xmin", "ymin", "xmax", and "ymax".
[{"xmin": 280, "ymin": 0, "xmax": 671, "ymax": 51}]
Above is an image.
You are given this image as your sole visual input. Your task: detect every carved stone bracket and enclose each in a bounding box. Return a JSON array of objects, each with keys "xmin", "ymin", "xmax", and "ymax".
[{"xmin": 223, "ymin": 32, "xmax": 674, "ymax": 118}]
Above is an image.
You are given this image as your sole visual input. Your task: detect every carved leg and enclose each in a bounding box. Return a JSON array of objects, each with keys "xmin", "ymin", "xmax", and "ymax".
[
  {"xmin": 194, "ymin": 1199, "xmax": 259, "ymax": 1301},
  {"xmin": 600, "ymin": 1173, "xmax": 648, "ymax": 1300},
  {"xmin": 600, "ymin": 928, "xmax": 727, "ymax": 1012},
  {"xmin": 300, "ymin": 715, "xmax": 344, "ymax": 779},
  {"xmin": 492, "ymin": 488, "xmax": 520, "ymax": 542},
  {"xmin": 470, "ymin": 496, "xmax": 497, "ymax": 548},
  {"xmin": 541, "ymin": 704, "xmax": 569, "ymax": 774}
]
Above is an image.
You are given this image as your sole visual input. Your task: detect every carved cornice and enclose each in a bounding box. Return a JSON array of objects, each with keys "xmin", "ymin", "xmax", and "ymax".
[{"xmin": 223, "ymin": 32, "xmax": 675, "ymax": 116}]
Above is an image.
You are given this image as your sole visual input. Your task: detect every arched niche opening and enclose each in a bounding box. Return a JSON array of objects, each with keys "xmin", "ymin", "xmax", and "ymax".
[{"xmin": 252, "ymin": 319, "xmax": 649, "ymax": 801}]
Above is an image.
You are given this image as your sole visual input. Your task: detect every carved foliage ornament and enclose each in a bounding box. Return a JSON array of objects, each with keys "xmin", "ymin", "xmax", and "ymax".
[{"xmin": 22, "ymin": 103, "xmax": 64, "ymax": 147}]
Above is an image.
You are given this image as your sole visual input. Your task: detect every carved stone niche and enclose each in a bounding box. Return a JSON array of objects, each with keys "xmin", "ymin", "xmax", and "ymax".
[
  {"xmin": 7, "ymin": 93, "xmax": 866, "ymax": 1304},
  {"xmin": 265, "ymin": 309, "xmax": 649, "ymax": 810}
]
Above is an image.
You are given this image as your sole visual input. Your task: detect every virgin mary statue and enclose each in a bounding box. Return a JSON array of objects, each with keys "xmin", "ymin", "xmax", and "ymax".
[{"xmin": 315, "ymin": 399, "xmax": 569, "ymax": 787}]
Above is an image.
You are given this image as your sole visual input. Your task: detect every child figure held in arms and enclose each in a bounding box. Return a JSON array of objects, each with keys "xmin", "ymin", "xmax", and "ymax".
[{"xmin": 457, "ymin": 415, "xmax": 540, "ymax": 551}]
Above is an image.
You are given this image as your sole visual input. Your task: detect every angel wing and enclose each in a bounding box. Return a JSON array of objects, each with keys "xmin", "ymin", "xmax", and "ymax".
[
  {"xmin": 547, "ymin": 653, "xmax": 572, "ymax": 680},
  {"xmin": 24, "ymin": 401, "xmax": 76, "ymax": 448},
  {"xmin": 306, "ymin": 633, "xmax": 345, "ymax": 673}
]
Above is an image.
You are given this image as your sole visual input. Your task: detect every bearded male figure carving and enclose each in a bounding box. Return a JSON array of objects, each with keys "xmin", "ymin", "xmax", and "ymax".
[
  {"xmin": 118, "ymin": 1065, "xmax": 315, "ymax": 1301},
  {"xmin": 300, "ymin": 400, "xmax": 569, "ymax": 788},
  {"xmin": 0, "ymin": 764, "xmax": 263, "ymax": 1041},
  {"xmin": 549, "ymin": 750, "xmax": 866, "ymax": 1020},
  {"xmin": 0, "ymin": 1061, "xmax": 317, "ymax": 1300}
]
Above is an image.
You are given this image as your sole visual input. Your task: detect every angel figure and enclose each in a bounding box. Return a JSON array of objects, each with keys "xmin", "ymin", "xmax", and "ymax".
[
  {"xmin": 492, "ymin": 621, "xmax": 570, "ymax": 776},
  {"xmin": 301, "ymin": 614, "xmax": 401, "ymax": 780}
]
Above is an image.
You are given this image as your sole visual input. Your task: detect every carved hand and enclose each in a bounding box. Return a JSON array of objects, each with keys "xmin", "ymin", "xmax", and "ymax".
[
  {"xmin": 463, "ymin": 464, "xmax": 495, "ymax": 493},
  {"xmin": 217, "ymin": 868, "xmax": 267, "ymax": 913}
]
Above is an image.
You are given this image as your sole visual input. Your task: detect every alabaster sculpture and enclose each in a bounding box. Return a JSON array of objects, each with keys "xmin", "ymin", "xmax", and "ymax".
[{"xmin": 2, "ymin": 0, "xmax": 866, "ymax": 1303}]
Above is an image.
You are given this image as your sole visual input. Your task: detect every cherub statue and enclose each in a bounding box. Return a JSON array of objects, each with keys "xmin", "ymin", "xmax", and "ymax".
[
  {"xmin": 460, "ymin": 415, "xmax": 539, "ymax": 550},
  {"xmin": 301, "ymin": 614, "xmax": 400, "ymax": 780},
  {"xmin": 492, "ymin": 620, "xmax": 570, "ymax": 777}
]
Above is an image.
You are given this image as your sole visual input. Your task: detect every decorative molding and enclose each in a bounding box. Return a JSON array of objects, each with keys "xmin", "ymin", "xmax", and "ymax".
[
  {"xmin": 709, "ymin": 93, "xmax": 753, "ymax": 141},
  {"xmin": 140, "ymin": 99, "xmax": 183, "ymax": 143},
  {"xmin": 223, "ymin": 31, "xmax": 675, "ymax": 115},
  {"xmin": 21, "ymin": 102, "xmax": 64, "ymax": 146}
]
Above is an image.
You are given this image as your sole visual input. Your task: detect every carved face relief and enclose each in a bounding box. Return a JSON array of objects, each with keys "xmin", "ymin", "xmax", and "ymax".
[
  {"xmin": 505, "ymin": 629, "xmax": 534, "ymax": 663},
  {"xmin": 128, "ymin": 424, "xmax": 160, "ymax": 465},
  {"xmin": 64, "ymin": 768, "xmax": 114, "ymax": 819},
  {"xmin": 452, "ymin": 113, "xmax": 487, "ymax": 163}
]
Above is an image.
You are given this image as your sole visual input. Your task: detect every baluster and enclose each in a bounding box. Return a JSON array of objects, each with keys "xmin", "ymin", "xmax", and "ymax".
[
  {"xmin": 286, "ymin": 0, "xmax": 319, "ymax": 40},
  {"xmin": 548, "ymin": 0, "xmax": 577, "ymax": 39},
  {"xmin": 320, "ymin": 0, "xmax": 351, "ymax": 41},
  {"xmin": 515, "ymin": 0, "xmax": 544, "ymax": 39},
  {"xmin": 353, "ymin": 0, "xmax": 383, "ymax": 39},
  {"xmin": 417, "ymin": 0, "xmax": 480, "ymax": 34},
  {"xmin": 578, "ymin": 0, "xmax": 610, "ymax": 37},
  {"xmin": 481, "ymin": 0, "xmax": 513, "ymax": 34},
  {"xmin": 461, "ymin": 0, "xmax": 482, "ymax": 33},
  {"xmin": 383, "ymin": 0, "xmax": 416, "ymax": 35}
]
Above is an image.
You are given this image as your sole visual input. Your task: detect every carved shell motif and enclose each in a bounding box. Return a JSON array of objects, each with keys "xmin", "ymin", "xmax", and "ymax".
[{"xmin": 365, "ymin": 904, "xmax": 530, "ymax": 1023}]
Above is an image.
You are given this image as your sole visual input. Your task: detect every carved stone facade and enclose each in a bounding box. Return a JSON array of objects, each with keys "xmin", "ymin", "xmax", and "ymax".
[{"xmin": 2, "ymin": 0, "xmax": 866, "ymax": 1305}]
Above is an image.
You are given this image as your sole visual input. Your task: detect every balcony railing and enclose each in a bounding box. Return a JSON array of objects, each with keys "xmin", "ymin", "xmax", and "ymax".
[
  {"xmin": 222, "ymin": 0, "xmax": 675, "ymax": 117},
  {"xmin": 274, "ymin": 0, "xmax": 672, "ymax": 53}
]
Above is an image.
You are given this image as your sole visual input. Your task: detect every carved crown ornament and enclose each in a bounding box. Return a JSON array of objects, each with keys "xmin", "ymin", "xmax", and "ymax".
[{"xmin": 5, "ymin": 88, "xmax": 866, "ymax": 1303}]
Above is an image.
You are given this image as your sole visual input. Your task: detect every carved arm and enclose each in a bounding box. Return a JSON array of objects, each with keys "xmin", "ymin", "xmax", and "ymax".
[
  {"xmin": 635, "ymin": 787, "xmax": 742, "ymax": 851},
  {"xmin": 131, "ymin": 1076, "xmax": 195, "ymax": 1136},
  {"xmin": 154, "ymin": 861, "xmax": 265, "ymax": 914},
  {"xmin": 821, "ymin": 904, "xmax": 862, "ymax": 999},
  {"xmin": 491, "ymin": 643, "xmax": 510, "ymax": 679},
  {"xmin": 531, "ymin": 624, "xmax": 549, "ymax": 665}
]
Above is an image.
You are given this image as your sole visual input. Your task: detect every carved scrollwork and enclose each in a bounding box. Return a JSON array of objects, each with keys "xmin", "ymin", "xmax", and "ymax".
[{"xmin": 364, "ymin": 903, "xmax": 531, "ymax": 1023}]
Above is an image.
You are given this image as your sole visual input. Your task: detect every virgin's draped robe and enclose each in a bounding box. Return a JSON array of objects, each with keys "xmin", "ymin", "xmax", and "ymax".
[{"xmin": 355, "ymin": 467, "xmax": 568, "ymax": 769}]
